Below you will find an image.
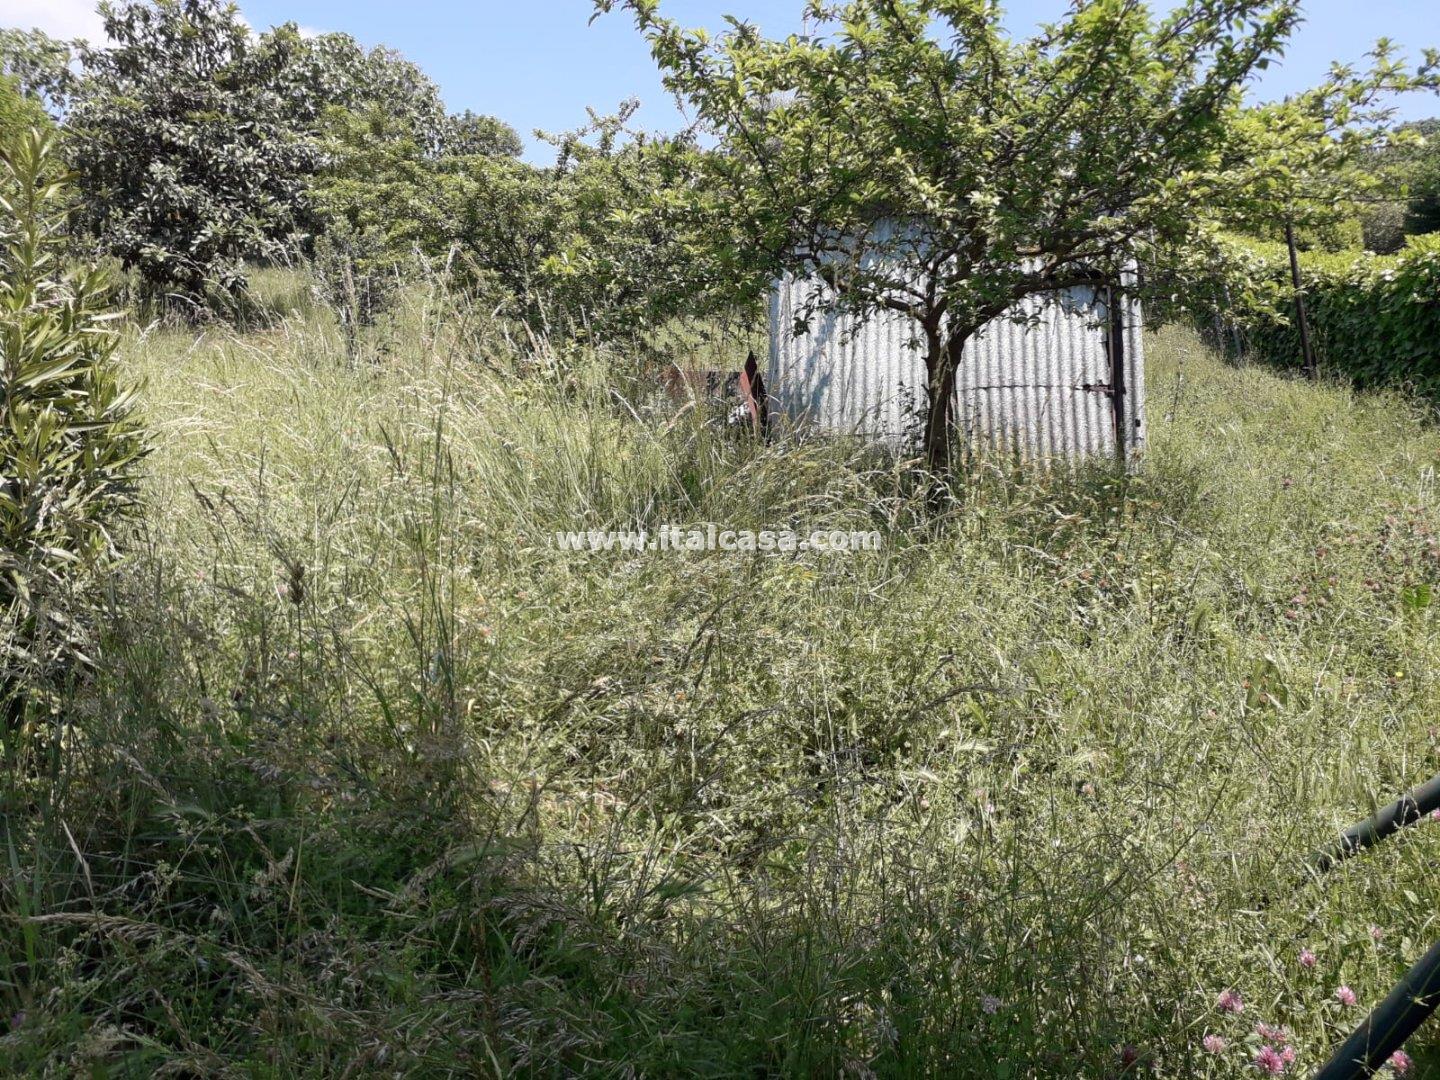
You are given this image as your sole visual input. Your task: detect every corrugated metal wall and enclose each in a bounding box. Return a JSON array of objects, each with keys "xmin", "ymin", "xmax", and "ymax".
[{"xmin": 768, "ymin": 271, "xmax": 1145, "ymax": 465}]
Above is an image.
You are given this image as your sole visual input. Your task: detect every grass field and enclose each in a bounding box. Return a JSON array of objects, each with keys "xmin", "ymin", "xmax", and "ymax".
[{"xmin": 5, "ymin": 275, "xmax": 1440, "ymax": 1076}]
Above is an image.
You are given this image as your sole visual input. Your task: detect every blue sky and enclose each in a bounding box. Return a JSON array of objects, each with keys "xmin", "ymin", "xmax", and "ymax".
[{"xmin": 5, "ymin": 0, "xmax": 1438, "ymax": 163}]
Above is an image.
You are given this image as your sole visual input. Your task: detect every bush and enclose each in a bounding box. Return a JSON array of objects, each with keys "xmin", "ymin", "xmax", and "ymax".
[
  {"xmin": 1360, "ymin": 200, "xmax": 1410, "ymax": 255},
  {"xmin": 0, "ymin": 130, "xmax": 147, "ymax": 728},
  {"xmin": 1250, "ymin": 215, "xmax": 1366, "ymax": 254},
  {"xmin": 1190, "ymin": 234, "xmax": 1440, "ymax": 390},
  {"xmin": 309, "ymin": 104, "xmax": 738, "ymax": 349},
  {"xmin": 311, "ymin": 219, "xmax": 402, "ymax": 358}
]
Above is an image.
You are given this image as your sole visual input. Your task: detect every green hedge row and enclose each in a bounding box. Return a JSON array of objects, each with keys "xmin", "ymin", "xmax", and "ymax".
[{"xmin": 1196, "ymin": 234, "xmax": 1440, "ymax": 391}]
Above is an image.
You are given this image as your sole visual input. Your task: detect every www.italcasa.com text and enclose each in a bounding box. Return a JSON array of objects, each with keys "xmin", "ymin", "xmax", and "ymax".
[{"xmin": 552, "ymin": 525, "xmax": 883, "ymax": 554}]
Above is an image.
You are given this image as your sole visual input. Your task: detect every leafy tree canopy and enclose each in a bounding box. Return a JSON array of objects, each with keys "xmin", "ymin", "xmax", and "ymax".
[
  {"xmin": 1378, "ymin": 118, "xmax": 1440, "ymax": 239},
  {"xmin": 263, "ymin": 25, "xmax": 450, "ymax": 151},
  {"xmin": 0, "ymin": 75, "xmax": 50, "ymax": 150},
  {"xmin": 310, "ymin": 100, "xmax": 717, "ymax": 341},
  {"xmin": 0, "ymin": 28, "xmax": 78, "ymax": 116},
  {"xmin": 60, "ymin": 0, "xmax": 482, "ymax": 305},
  {"xmin": 597, "ymin": 0, "xmax": 1439, "ymax": 469},
  {"xmin": 67, "ymin": 0, "xmax": 321, "ymax": 299},
  {"xmin": 443, "ymin": 110, "xmax": 524, "ymax": 159}
]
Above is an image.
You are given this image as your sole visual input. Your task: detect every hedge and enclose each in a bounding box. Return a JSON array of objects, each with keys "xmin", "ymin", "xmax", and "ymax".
[{"xmin": 1195, "ymin": 234, "xmax": 1440, "ymax": 391}]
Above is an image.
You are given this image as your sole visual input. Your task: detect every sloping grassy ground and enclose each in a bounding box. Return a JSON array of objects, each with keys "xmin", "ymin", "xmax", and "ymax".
[{"xmin": 4, "ymin": 278, "xmax": 1440, "ymax": 1077}]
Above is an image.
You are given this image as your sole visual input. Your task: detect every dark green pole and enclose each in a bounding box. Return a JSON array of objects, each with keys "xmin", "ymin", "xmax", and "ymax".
[
  {"xmin": 1315, "ymin": 939, "xmax": 1440, "ymax": 1079},
  {"xmin": 1284, "ymin": 219, "xmax": 1318, "ymax": 380},
  {"xmin": 1306, "ymin": 771, "xmax": 1440, "ymax": 877}
]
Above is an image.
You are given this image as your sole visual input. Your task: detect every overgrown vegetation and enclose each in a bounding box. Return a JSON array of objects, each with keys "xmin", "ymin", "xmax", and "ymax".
[
  {"xmin": 1191, "ymin": 233, "xmax": 1440, "ymax": 389},
  {"xmin": 5, "ymin": 279, "xmax": 1440, "ymax": 1074},
  {"xmin": 0, "ymin": 130, "xmax": 146, "ymax": 731},
  {"xmin": 1360, "ymin": 119, "xmax": 1440, "ymax": 253},
  {"xmin": 596, "ymin": 0, "xmax": 1438, "ymax": 468},
  {"xmin": 308, "ymin": 100, "xmax": 713, "ymax": 345},
  {"xmin": 3, "ymin": 0, "xmax": 1440, "ymax": 1074}
]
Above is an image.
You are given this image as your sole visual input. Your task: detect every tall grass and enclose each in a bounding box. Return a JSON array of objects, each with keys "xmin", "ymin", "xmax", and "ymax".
[{"xmin": 4, "ymin": 276, "xmax": 1440, "ymax": 1076}]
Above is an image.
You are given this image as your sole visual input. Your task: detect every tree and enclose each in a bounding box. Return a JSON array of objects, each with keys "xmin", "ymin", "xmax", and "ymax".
[
  {"xmin": 62, "ymin": 3, "xmax": 479, "ymax": 304},
  {"xmin": 310, "ymin": 101, "xmax": 715, "ymax": 342},
  {"xmin": 262, "ymin": 26, "xmax": 450, "ymax": 152},
  {"xmin": 0, "ymin": 76, "xmax": 49, "ymax": 148},
  {"xmin": 66, "ymin": 0, "xmax": 319, "ymax": 301},
  {"xmin": 443, "ymin": 110, "xmax": 523, "ymax": 159},
  {"xmin": 0, "ymin": 29, "xmax": 78, "ymax": 116},
  {"xmin": 1397, "ymin": 119, "xmax": 1440, "ymax": 238},
  {"xmin": 1352, "ymin": 119, "xmax": 1439, "ymax": 252},
  {"xmin": 598, "ymin": 0, "xmax": 1439, "ymax": 470}
]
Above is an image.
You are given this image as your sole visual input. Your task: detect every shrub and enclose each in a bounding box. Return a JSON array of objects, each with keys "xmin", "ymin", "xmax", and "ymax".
[
  {"xmin": 1191, "ymin": 234, "xmax": 1440, "ymax": 390},
  {"xmin": 1361, "ymin": 200, "xmax": 1410, "ymax": 255},
  {"xmin": 1250, "ymin": 215, "xmax": 1366, "ymax": 253},
  {"xmin": 309, "ymin": 103, "xmax": 736, "ymax": 348},
  {"xmin": 311, "ymin": 218, "xmax": 403, "ymax": 359},
  {"xmin": 0, "ymin": 130, "xmax": 147, "ymax": 728}
]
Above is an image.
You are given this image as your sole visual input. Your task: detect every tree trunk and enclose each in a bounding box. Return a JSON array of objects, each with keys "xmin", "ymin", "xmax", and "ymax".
[{"xmin": 922, "ymin": 330, "xmax": 967, "ymax": 474}]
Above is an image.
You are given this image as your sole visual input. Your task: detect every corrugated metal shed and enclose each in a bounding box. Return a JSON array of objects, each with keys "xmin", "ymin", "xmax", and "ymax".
[{"xmin": 768, "ymin": 270, "xmax": 1145, "ymax": 465}]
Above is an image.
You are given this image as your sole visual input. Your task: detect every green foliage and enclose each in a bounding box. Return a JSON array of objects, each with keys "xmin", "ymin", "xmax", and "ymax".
[
  {"xmin": 1249, "ymin": 215, "xmax": 1367, "ymax": 253},
  {"xmin": 311, "ymin": 218, "xmax": 402, "ymax": 357},
  {"xmin": 1192, "ymin": 234, "xmax": 1440, "ymax": 389},
  {"xmin": 66, "ymin": 0, "xmax": 321, "ymax": 302},
  {"xmin": 1360, "ymin": 119, "xmax": 1440, "ymax": 251},
  {"xmin": 259, "ymin": 23, "xmax": 457, "ymax": 171},
  {"xmin": 442, "ymin": 109, "xmax": 523, "ymax": 158},
  {"xmin": 596, "ymin": 0, "xmax": 1440, "ymax": 469},
  {"xmin": 1361, "ymin": 199, "xmax": 1411, "ymax": 254},
  {"xmin": 0, "ymin": 130, "xmax": 146, "ymax": 725},
  {"xmin": 9, "ymin": 296, "xmax": 1440, "ymax": 1073},
  {"xmin": 62, "ymin": 2, "xmax": 453, "ymax": 308},
  {"xmin": 0, "ymin": 28, "xmax": 77, "ymax": 116},
  {"xmin": 1399, "ymin": 119, "xmax": 1440, "ymax": 237},
  {"xmin": 304, "ymin": 106, "xmax": 448, "ymax": 334},
  {"xmin": 0, "ymin": 75, "xmax": 48, "ymax": 149},
  {"xmin": 309, "ymin": 102, "xmax": 721, "ymax": 341}
]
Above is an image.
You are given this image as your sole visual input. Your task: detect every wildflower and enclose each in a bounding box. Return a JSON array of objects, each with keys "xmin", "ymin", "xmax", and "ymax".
[
  {"xmin": 1119, "ymin": 1045, "xmax": 1140, "ymax": 1069},
  {"xmin": 1254, "ymin": 1045, "xmax": 1287, "ymax": 1074},
  {"xmin": 1335, "ymin": 986, "xmax": 1358, "ymax": 1007},
  {"xmin": 981, "ymin": 995, "xmax": 1002, "ymax": 1015},
  {"xmin": 1299, "ymin": 948, "xmax": 1317, "ymax": 969},
  {"xmin": 1280, "ymin": 1047, "xmax": 1296, "ymax": 1065},
  {"xmin": 1256, "ymin": 1023, "xmax": 1289, "ymax": 1044},
  {"xmin": 1217, "ymin": 989, "xmax": 1245, "ymax": 1014},
  {"xmin": 1203, "ymin": 1034, "xmax": 1228, "ymax": 1054},
  {"xmin": 1431, "ymin": 809, "xmax": 1440, "ymax": 822},
  {"xmin": 1389, "ymin": 1050, "xmax": 1413, "ymax": 1075},
  {"xmin": 1370, "ymin": 926, "xmax": 1385, "ymax": 943}
]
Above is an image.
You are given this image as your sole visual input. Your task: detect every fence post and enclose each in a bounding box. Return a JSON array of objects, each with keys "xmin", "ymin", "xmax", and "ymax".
[{"xmin": 1284, "ymin": 220, "xmax": 1319, "ymax": 379}]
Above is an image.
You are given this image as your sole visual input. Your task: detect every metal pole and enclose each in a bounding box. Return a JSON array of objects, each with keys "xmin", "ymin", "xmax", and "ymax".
[
  {"xmin": 1305, "ymin": 771, "xmax": 1440, "ymax": 877},
  {"xmin": 1107, "ymin": 284, "xmax": 1127, "ymax": 463},
  {"xmin": 1284, "ymin": 220, "xmax": 1318, "ymax": 379},
  {"xmin": 1315, "ymin": 939, "xmax": 1440, "ymax": 1080}
]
